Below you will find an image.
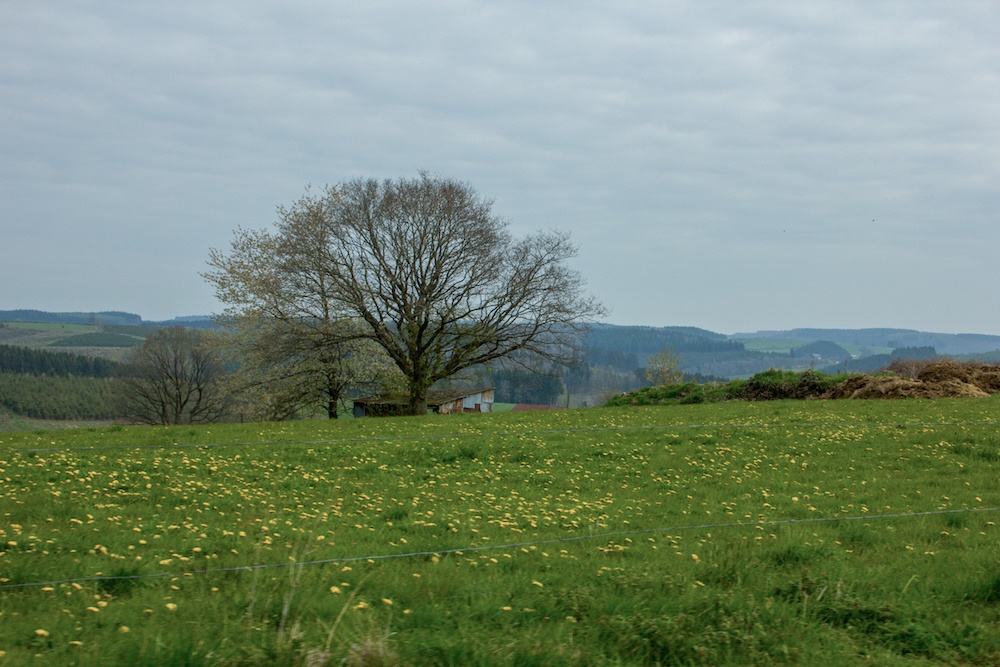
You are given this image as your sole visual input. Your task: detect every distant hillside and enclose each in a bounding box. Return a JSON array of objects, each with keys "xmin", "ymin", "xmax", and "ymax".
[
  {"xmin": 582, "ymin": 324, "xmax": 782, "ymax": 379},
  {"xmin": 0, "ymin": 310, "xmax": 142, "ymax": 326},
  {"xmin": 732, "ymin": 328, "xmax": 1000, "ymax": 355},
  {"xmin": 584, "ymin": 323, "xmax": 736, "ymax": 363},
  {"xmin": 151, "ymin": 315, "xmax": 217, "ymax": 328},
  {"xmin": 0, "ymin": 310, "xmax": 218, "ymax": 331}
]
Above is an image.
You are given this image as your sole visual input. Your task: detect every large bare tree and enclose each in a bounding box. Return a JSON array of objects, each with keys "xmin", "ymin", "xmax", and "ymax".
[{"xmin": 207, "ymin": 173, "xmax": 604, "ymax": 415}]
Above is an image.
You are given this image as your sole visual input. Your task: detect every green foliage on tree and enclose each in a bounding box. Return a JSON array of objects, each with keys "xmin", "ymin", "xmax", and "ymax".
[
  {"xmin": 644, "ymin": 348, "xmax": 684, "ymax": 385},
  {"xmin": 214, "ymin": 317, "xmax": 403, "ymax": 421},
  {"xmin": 203, "ymin": 195, "xmax": 404, "ymax": 419}
]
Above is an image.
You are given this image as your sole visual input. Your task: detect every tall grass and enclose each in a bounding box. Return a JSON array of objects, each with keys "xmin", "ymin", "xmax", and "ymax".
[{"xmin": 1, "ymin": 398, "xmax": 998, "ymax": 665}]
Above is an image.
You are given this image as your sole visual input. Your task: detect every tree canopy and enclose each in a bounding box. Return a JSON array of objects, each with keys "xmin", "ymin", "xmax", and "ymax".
[{"xmin": 206, "ymin": 173, "xmax": 604, "ymax": 415}]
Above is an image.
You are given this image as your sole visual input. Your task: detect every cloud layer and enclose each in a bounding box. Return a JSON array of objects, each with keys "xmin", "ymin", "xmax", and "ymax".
[{"xmin": 2, "ymin": 1, "xmax": 998, "ymax": 333}]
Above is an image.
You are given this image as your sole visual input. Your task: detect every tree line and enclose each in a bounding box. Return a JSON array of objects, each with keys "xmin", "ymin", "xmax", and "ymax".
[{"xmin": 0, "ymin": 344, "xmax": 120, "ymax": 377}]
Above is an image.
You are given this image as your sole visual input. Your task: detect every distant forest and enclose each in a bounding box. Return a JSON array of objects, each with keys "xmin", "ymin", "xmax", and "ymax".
[
  {"xmin": 0, "ymin": 344, "xmax": 122, "ymax": 420},
  {"xmin": 0, "ymin": 344, "xmax": 120, "ymax": 377},
  {"xmin": 4, "ymin": 312, "xmax": 1000, "ymax": 423}
]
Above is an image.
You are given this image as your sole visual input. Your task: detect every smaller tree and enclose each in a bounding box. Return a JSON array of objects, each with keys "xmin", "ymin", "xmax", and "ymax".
[
  {"xmin": 215, "ymin": 316, "xmax": 403, "ymax": 421},
  {"xmin": 118, "ymin": 327, "xmax": 234, "ymax": 425},
  {"xmin": 644, "ymin": 348, "xmax": 684, "ymax": 386}
]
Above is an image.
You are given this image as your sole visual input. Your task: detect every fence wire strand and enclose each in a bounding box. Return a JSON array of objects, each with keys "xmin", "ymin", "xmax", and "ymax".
[{"xmin": 2, "ymin": 506, "xmax": 997, "ymax": 591}]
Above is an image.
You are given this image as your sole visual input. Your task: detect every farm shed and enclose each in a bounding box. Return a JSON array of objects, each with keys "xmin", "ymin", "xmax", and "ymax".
[{"xmin": 352, "ymin": 387, "xmax": 494, "ymax": 417}]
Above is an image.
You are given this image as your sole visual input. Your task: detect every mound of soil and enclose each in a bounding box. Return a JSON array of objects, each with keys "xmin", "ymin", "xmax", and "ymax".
[
  {"xmin": 827, "ymin": 361, "xmax": 1000, "ymax": 399},
  {"xmin": 916, "ymin": 360, "xmax": 1000, "ymax": 393}
]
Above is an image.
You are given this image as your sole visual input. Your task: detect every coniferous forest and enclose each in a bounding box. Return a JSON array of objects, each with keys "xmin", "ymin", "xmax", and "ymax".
[{"xmin": 0, "ymin": 344, "xmax": 122, "ymax": 421}]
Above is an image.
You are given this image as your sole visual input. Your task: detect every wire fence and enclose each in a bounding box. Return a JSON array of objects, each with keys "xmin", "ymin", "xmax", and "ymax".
[
  {"xmin": 3, "ymin": 419, "xmax": 998, "ymax": 455},
  {"xmin": 2, "ymin": 506, "xmax": 997, "ymax": 591}
]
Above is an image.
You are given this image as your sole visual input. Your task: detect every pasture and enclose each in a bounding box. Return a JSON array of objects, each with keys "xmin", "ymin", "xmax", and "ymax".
[{"xmin": 1, "ymin": 398, "xmax": 998, "ymax": 665}]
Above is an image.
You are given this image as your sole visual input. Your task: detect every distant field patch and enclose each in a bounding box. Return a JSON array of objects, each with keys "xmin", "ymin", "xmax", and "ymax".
[
  {"xmin": 841, "ymin": 343, "xmax": 894, "ymax": 356},
  {"xmin": 48, "ymin": 332, "xmax": 144, "ymax": 348},
  {"xmin": 1, "ymin": 322, "xmax": 96, "ymax": 333},
  {"xmin": 738, "ymin": 337, "xmax": 801, "ymax": 353}
]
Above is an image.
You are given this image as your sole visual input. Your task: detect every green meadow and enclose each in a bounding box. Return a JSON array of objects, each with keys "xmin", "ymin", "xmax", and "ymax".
[{"xmin": 1, "ymin": 399, "xmax": 998, "ymax": 665}]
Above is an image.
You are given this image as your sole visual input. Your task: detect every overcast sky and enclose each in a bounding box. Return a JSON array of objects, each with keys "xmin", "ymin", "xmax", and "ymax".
[{"xmin": 3, "ymin": 1, "xmax": 998, "ymax": 334}]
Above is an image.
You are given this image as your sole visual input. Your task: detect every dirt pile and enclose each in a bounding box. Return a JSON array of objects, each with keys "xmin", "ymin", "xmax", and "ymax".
[{"xmin": 827, "ymin": 361, "xmax": 1000, "ymax": 399}]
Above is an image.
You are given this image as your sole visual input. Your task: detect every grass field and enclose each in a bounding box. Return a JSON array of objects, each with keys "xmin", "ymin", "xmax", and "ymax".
[
  {"xmin": 47, "ymin": 333, "xmax": 144, "ymax": 348},
  {"xmin": 1, "ymin": 399, "xmax": 999, "ymax": 665},
  {"xmin": 736, "ymin": 338, "xmax": 804, "ymax": 353},
  {"xmin": 0, "ymin": 408, "xmax": 114, "ymax": 433}
]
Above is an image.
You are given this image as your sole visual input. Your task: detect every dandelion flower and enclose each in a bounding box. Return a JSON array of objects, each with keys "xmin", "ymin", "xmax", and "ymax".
[
  {"xmin": 34, "ymin": 629, "xmax": 50, "ymax": 637},
  {"xmin": 532, "ymin": 580, "xmax": 544, "ymax": 587},
  {"xmin": 166, "ymin": 603, "xmax": 178, "ymax": 611},
  {"xmin": 329, "ymin": 586, "xmax": 342, "ymax": 595},
  {"xmin": 118, "ymin": 626, "xmax": 130, "ymax": 633},
  {"xmin": 382, "ymin": 598, "xmax": 393, "ymax": 606}
]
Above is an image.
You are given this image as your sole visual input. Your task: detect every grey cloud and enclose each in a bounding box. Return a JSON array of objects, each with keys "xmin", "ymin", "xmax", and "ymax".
[{"xmin": 1, "ymin": 0, "xmax": 998, "ymax": 330}]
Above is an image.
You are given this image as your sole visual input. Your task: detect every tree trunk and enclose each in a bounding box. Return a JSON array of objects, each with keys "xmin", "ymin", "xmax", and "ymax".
[
  {"xmin": 407, "ymin": 373, "xmax": 430, "ymax": 415},
  {"xmin": 407, "ymin": 391, "xmax": 428, "ymax": 416},
  {"xmin": 326, "ymin": 386, "xmax": 340, "ymax": 419}
]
